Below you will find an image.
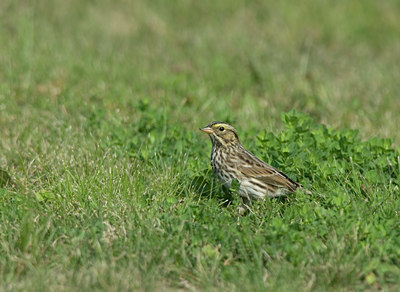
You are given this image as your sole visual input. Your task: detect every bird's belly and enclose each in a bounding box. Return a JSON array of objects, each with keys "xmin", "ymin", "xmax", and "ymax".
[
  {"xmin": 215, "ymin": 170, "xmax": 233, "ymax": 188},
  {"xmin": 239, "ymin": 180, "xmax": 289, "ymax": 199}
]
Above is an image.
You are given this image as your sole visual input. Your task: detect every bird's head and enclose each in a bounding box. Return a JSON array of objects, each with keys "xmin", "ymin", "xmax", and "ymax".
[{"xmin": 200, "ymin": 122, "xmax": 240, "ymax": 147}]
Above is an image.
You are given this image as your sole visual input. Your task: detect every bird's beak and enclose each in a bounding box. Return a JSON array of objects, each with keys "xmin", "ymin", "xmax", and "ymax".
[{"xmin": 200, "ymin": 126, "xmax": 214, "ymax": 134}]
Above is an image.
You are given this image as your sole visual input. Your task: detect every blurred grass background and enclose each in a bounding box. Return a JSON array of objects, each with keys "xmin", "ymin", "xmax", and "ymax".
[
  {"xmin": 1, "ymin": 0, "xmax": 400, "ymax": 138},
  {"xmin": 1, "ymin": 0, "xmax": 400, "ymax": 291}
]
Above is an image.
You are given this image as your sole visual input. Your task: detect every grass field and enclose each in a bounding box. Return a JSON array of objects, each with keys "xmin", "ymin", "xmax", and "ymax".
[{"xmin": 1, "ymin": 0, "xmax": 400, "ymax": 291}]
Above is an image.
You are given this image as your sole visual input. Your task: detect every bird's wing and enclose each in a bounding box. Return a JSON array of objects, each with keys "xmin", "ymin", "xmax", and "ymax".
[
  {"xmin": 237, "ymin": 157, "xmax": 300, "ymax": 193},
  {"xmin": 238, "ymin": 164, "xmax": 299, "ymax": 192}
]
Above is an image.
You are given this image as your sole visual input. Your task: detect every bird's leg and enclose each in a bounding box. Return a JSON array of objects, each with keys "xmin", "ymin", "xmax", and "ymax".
[{"xmin": 237, "ymin": 193, "xmax": 253, "ymax": 215}]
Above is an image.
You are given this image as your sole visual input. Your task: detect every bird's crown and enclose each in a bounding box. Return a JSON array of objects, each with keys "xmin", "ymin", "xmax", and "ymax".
[{"xmin": 200, "ymin": 121, "xmax": 240, "ymax": 146}]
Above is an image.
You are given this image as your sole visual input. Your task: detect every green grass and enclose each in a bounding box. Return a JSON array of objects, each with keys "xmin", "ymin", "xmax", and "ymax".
[{"xmin": 1, "ymin": 0, "xmax": 400, "ymax": 290}]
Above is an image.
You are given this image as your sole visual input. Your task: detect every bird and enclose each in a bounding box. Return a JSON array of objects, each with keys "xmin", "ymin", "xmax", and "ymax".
[{"xmin": 200, "ymin": 121, "xmax": 310, "ymax": 201}]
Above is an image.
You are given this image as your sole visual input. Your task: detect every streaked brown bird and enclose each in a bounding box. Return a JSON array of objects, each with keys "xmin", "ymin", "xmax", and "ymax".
[{"xmin": 200, "ymin": 121, "xmax": 310, "ymax": 201}]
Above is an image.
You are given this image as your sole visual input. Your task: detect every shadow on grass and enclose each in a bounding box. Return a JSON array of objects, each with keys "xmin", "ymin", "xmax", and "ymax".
[
  {"xmin": 0, "ymin": 168, "xmax": 13, "ymax": 188},
  {"xmin": 189, "ymin": 170, "xmax": 235, "ymax": 205}
]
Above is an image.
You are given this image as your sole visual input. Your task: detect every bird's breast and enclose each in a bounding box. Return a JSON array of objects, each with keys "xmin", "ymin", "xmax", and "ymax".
[{"xmin": 211, "ymin": 148, "xmax": 235, "ymax": 188}]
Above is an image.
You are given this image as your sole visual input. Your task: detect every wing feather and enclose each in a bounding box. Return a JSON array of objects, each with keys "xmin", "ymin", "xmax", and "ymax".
[{"xmin": 236, "ymin": 151, "xmax": 300, "ymax": 193}]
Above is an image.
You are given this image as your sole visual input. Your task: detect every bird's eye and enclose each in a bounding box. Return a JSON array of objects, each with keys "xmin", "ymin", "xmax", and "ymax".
[{"xmin": 219, "ymin": 127, "xmax": 225, "ymax": 131}]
